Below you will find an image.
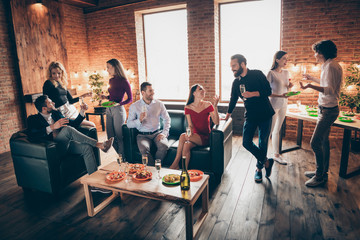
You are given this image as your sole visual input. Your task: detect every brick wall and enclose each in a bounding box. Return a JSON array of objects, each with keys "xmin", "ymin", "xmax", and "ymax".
[
  {"xmin": 0, "ymin": 1, "xmax": 25, "ymax": 154},
  {"xmin": 1, "ymin": 0, "xmax": 360, "ymax": 154}
]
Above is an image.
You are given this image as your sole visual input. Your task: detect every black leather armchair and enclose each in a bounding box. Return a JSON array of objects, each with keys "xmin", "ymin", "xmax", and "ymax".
[
  {"xmin": 9, "ymin": 127, "xmax": 100, "ymax": 194},
  {"xmin": 123, "ymin": 110, "xmax": 233, "ymax": 186}
]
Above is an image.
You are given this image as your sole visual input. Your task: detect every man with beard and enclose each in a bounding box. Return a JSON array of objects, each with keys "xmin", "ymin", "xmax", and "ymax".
[
  {"xmin": 224, "ymin": 54, "xmax": 275, "ymax": 183},
  {"xmin": 127, "ymin": 82, "xmax": 171, "ymax": 165},
  {"xmin": 27, "ymin": 95, "xmax": 114, "ymax": 193}
]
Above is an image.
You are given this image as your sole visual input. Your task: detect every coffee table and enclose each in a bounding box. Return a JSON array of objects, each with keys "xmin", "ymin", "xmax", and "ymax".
[{"xmin": 80, "ymin": 162, "xmax": 209, "ymax": 240}]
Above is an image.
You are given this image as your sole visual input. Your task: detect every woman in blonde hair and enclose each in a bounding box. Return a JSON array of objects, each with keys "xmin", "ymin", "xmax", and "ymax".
[
  {"xmin": 43, "ymin": 61, "xmax": 95, "ymax": 127},
  {"xmin": 100, "ymin": 59, "xmax": 133, "ymax": 155}
]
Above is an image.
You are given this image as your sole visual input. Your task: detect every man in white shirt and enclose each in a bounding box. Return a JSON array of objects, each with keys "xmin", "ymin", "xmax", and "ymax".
[
  {"xmin": 127, "ymin": 82, "xmax": 171, "ymax": 165},
  {"xmin": 27, "ymin": 95, "xmax": 113, "ymax": 178},
  {"xmin": 300, "ymin": 40, "xmax": 343, "ymax": 187}
]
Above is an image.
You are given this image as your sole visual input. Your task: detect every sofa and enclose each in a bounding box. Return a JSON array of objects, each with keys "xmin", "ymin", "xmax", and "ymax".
[
  {"xmin": 9, "ymin": 127, "xmax": 100, "ymax": 194},
  {"xmin": 122, "ymin": 109, "xmax": 233, "ymax": 187}
]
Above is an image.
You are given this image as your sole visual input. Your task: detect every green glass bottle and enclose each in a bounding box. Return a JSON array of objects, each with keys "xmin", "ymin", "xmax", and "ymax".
[{"xmin": 180, "ymin": 156, "xmax": 190, "ymax": 190}]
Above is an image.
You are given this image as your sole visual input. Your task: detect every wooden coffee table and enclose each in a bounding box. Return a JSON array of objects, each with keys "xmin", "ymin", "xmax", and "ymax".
[{"xmin": 80, "ymin": 162, "xmax": 209, "ymax": 240}]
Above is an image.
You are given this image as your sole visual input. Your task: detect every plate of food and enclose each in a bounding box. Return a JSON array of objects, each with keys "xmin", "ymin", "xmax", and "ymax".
[
  {"xmin": 306, "ymin": 108, "xmax": 318, "ymax": 113},
  {"xmin": 308, "ymin": 112, "xmax": 318, "ymax": 117},
  {"xmin": 285, "ymin": 91, "xmax": 301, "ymax": 97},
  {"xmin": 338, "ymin": 117, "xmax": 354, "ymax": 123},
  {"xmin": 101, "ymin": 101, "xmax": 117, "ymax": 108},
  {"xmin": 188, "ymin": 170, "xmax": 204, "ymax": 182},
  {"xmin": 342, "ymin": 111, "xmax": 355, "ymax": 117},
  {"xmin": 133, "ymin": 170, "xmax": 152, "ymax": 181},
  {"xmin": 129, "ymin": 164, "xmax": 145, "ymax": 174},
  {"xmin": 162, "ymin": 174, "xmax": 181, "ymax": 185},
  {"xmin": 106, "ymin": 171, "xmax": 126, "ymax": 183},
  {"xmin": 355, "ymin": 115, "xmax": 360, "ymax": 120},
  {"xmin": 288, "ymin": 108, "xmax": 302, "ymax": 113}
]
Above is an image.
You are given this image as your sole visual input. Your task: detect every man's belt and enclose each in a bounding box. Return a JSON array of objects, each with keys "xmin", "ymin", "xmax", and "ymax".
[{"xmin": 138, "ymin": 129, "xmax": 161, "ymax": 135}]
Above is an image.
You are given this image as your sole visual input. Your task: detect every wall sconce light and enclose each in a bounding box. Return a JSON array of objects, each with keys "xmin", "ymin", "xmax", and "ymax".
[
  {"xmin": 312, "ymin": 64, "xmax": 319, "ymax": 71},
  {"xmin": 77, "ymin": 84, "xmax": 83, "ymax": 91},
  {"xmin": 74, "ymin": 72, "xmax": 78, "ymax": 78},
  {"xmin": 291, "ymin": 64, "xmax": 299, "ymax": 72},
  {"xmin": 103, "ymin": 69, "xmax": 108, "ymax": 76},
  {"xmin": 87, "ymin": 84, "xmax": 91, "ymax": 90},
  {"xmin": 83, "ymin": 71, "xmax": 88, "ymax": 77}
]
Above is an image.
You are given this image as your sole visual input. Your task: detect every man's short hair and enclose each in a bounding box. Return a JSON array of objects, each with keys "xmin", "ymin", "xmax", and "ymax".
[
  {"xmin": 312, "ymin": 40, "xmax": 337, "ymax": 60},
  {"xmin": 140, "ymin": 82, "xmax": 152, "ymax": 92},
  {"xmin": 34, "ymin": 95, "xmax": 48, "ymax": 112},
  {"xmin": 231, "ymin": 54, "xmax": 247, "ymax": 66}
]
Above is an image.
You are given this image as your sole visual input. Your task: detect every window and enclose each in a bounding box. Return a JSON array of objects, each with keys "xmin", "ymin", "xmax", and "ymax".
[
  {"xmin": 143, "ymin": 9, "xmax": 189, "ymax": 100},
  {"xmin": 220, "ymin": 0, "xmax": 281, "ymax": 101}
]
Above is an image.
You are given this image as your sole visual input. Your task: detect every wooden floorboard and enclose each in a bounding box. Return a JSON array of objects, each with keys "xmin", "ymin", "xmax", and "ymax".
[{"xmin": 1, "ymin": 132, "xmax": 360, "ymax": 240}]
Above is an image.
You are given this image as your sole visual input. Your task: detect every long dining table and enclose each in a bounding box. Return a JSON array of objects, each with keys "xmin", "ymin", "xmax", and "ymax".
[{"xmin": 279, "ymin": 104, "xmax": 360, "ymax": 178}]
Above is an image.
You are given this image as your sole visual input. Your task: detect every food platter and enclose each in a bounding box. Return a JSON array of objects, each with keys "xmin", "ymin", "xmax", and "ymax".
[
  {"xmin": 285, "ymin": 91, "xmax": 301, "ymax": 97},
  {"xmin": 188, "ymin": 170, "xmax": 204, "ymax": 182},
  {"xmin": 129, "ymin": 164, "xmax": 145, "ymax": 174},
  {"xmin": 106, "ymin": 171, "xmax": 126, "ymax": 183},
  {"xmin": 133, "ymin": 170, "xmax": 152, "ymax": 181},
  {"xmin": 342, "ymin": 111, "xmax": 355, "ymax": 117},
  {"xmin": 308, "ymin": 112, "xmax": 318, "ymax": 117},
  {"xmin": 101, "ymin": 101, "xmax": 117, "ymax": 108},
  {"xmin": 162, "ymin": 174, "xmax": 181, "ymax": 185},
  {"xmin": 338, "ymin": 117, "xmax": 354, "ymax": 123}
]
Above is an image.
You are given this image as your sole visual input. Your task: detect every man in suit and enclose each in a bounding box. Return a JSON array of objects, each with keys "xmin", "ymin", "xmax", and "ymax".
[{"xmin": 27, "ymin": 95, "xmax": 113, "ymax": 177}]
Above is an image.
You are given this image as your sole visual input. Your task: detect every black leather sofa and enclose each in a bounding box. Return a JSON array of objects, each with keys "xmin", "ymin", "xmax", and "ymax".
[
  {"xmin": 9, "ymin": 127, "xmax": 100, "ymax": 194},
  {"xmin": 122, "ymin": 110, "xmax": 233, "ymax": 187}
]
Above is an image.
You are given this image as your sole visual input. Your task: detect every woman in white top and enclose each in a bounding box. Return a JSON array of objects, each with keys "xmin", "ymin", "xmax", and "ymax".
[{"xmin": 267, "ymin": 51, "xmax": 293, "ymax": 165}]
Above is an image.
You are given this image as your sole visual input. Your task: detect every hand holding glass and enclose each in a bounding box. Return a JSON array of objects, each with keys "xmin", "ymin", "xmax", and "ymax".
[
  {"xmin": 240, "ymin": 84, "xmax": 246, "ymax": 100},
  {"xmin": 155, "ymin": 159, "xmax": 161, "ymax": 179},
  {"xmin": 186, "ymin": 127, "xmax": 191, "ymax": 142},
  {"xmin": 301, "ymin": 65, "xmax": 307, "ymax": 80},
  {"xmin": 142, "ymin": 105, "xmax": 147, "ymax": 119}
]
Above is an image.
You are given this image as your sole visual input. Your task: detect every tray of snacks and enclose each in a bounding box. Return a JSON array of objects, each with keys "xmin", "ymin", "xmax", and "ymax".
[
  {"xmin": 129, "ymin": 164, "xmax": 145, "ymax": 174},
  {"xmin": 308, "ymin": 112, "xmax": 318, "ymax": 117},
  {"xmin": 188, "ymin": 170, "xmax": 204, "ymax": 182},
  {"xmin": 338, "ymin": 117, "xmax": 354, "ymax": 123},
  {"xmin": 133, "ymin": 170, "xmax": 152, "ymax": 181},
  {"xmin": 342, "ymin": 111, "xmax": 355, "ymax": 117},
  {"xmin": 106, "ymin": 171, "xmax": 126, "ymax": 183},
  {"xmin": 101, "ymin": 101, "xmax": 117, "ymax": 108},
  {"xmin": 162, "ymin": 174, "xmax": 181, "ymax": 185},
  {"xmin": 285, "ymin": 91, "xmax": 301, "ymax": 97}
]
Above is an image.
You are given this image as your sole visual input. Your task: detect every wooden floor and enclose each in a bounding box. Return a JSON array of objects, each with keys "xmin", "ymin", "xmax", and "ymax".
[{"xmin": 1, "ymin": 132, "xmax": 360, "ymax": 240}]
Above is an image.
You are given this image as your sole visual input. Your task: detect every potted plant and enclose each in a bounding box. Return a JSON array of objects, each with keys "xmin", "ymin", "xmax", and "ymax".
[
  {"xmin": 88, "ymin": 73, "xmax": 106, "ymax": 113},
  {"xmin": 339, "ymin": 63, "xmax": 360, "ymax": 113},
  {"xmin": 339, "ymin": 63, "xmax": 360, "ymax": 152}
]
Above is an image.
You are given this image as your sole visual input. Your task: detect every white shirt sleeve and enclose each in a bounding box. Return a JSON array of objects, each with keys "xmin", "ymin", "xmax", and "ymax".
[
  {"xmin": 127, "ymin": 104, "xmax": 141, "ymax": 129},
  {"xmin": 160, "ymin": 102, "xmax": 171, "ymax": 137},
  {"xmin": 46, "ymin": 126, "xmax": 53, "ymax": 135},
  {"xmin": 323, "ymin": 64, "xmax": 342, "ymax": 95}
]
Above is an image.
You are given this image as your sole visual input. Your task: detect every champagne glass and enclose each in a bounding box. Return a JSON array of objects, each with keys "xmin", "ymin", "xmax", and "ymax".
[
  {"xmin": 301, "ymin": 65, "xmax": 307, "ymax": 80},
  {"xmin": 142, "ymin": 154, "xmax": 148, "ymax": 170},
  {"xmin": 124, "ymin": 161, "xmax": 129, "ymax": 182},
  {"xmin": 142, "ymin": 105, "xmax": 147, "ymax": 119},
  {"xmin": 117, "ymin": 154, "xmax": 123, "ymax": 171},
  {"xmin": 240, "ymin": 84, "xmax": 246, "ymax": 100},
  {"xmin": 186, "ymin": 126, "xmax": 191, "ymax": 143},
  {"xmin": 297, "ymin": 100, "xmax": 301, "ymax": 109},
  {"xmin": 155, "ymin": 159, "xmax": 161, "ymax": 179}
]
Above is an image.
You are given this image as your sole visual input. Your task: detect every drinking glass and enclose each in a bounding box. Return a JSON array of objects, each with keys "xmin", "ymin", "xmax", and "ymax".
[
  {"xmin": 124, "ymin": 161, "xmax": 129, "ymax": 182},
  {"xmin": 142, "ymin": 105, "xmax": 147, "ymax": 119},
  {"xmin": 186, "ymin": 126, "xmax": 191, "ymax": 142},
  {"xmin": 117, "ymin": 154, "xmax": 123, "ymax": 171},
  {"xmin": 240, "ymin": 84, "xmax": 246, "ymax": 100},
  {"xmin": 297, "ymin": 100, "xmax": 301, "ymax": 109},
  {"xmin": 301, "ymin": 65, "xmax": 307, "ymax": 80},
  {"xmin": 155, "ymin": 159, "xmax": 161, "ymax": 179},
  {"xmin": 142, "ymin": 154, "xmax": 148, "ymax": 169}
]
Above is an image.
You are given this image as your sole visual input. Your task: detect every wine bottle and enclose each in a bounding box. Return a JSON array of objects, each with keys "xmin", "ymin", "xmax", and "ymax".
[{"xmin": 180, "ymin": 156, "xmax": 190, "ymax": 191}]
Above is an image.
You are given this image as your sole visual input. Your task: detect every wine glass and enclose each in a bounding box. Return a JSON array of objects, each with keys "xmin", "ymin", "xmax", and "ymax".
[
  {"xmin": 301, "ymin": 65, "xmax": 307, "ymax": 80},
  {"xmin": 142, "ymin": 154, "xmax": 148, "ymax": 170},
  {"xmin": 117, "ymin": 154, "xmax": 123, "ymax": 171},
  {"xmin": 124, "ymin": 161, "xmax": 129, "ymax": 182},
  {"xmin": 240, "ymin": 84, "xmax": 246, "ymax": 100},
  {"xmin": 142, "ymin": 105, "xmax": 147, "ymax": 119},
  {"xmin": 186, "ymin": 126, "xmax": 191, "ymax": 143},
  {"xmin": 155, "ymin": 159, "xmax": 161, "ymax": 179}
]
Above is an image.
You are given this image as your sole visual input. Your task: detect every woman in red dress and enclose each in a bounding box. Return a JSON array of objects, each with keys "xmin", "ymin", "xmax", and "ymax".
[{"xmin": 169, "ymin": 84, "xmax": 219, "ymax": 169}]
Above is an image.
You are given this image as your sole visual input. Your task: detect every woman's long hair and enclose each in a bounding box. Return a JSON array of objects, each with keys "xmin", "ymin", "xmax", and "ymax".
[
  {"xmin": 107, "ymin": 59, "xmax": 127, "ymax": 80},
  {"xmin": 270, "ymin": 51, "xmax": 287, "ymax": 70},
  {"xmin": 186, "ymin": 84, "xmax": 201, "ymax": 106},
  {"xmin": 48, "ymin": 61, "xmax": 68, "ymax": 89}
]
